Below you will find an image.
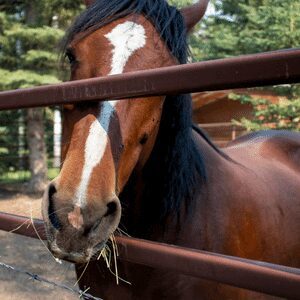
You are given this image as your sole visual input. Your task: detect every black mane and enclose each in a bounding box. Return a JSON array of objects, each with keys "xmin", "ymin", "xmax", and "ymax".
[{"xmin": 63, "ymin": 0, "xmax": 208, "ymax": 233}]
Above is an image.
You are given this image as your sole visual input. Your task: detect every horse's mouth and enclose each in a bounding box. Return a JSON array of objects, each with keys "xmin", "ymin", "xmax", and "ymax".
[
  {"xmin": 89, "ymin": 240, "xmax": 108, "ymax": 259},
  {"xmin": 49, "ymin": 240, "xmax": 107, "ymax": 264}
]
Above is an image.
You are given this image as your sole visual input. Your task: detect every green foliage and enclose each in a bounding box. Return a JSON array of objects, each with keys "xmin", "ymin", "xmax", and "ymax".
[
  {"xmin": 194, "ymin": 0, "xmax": 300, "ymax": 132},
  {"xmin": 0, "ymin": 109, "xmax": 23, "ymax": 175},
  {"xmin": 22, "ymin": 50, "xmax": 59, "ymax": 70},
  {"xmin": 0, "ymin": 19, "xmax": 64, "ymax": 87},
  {"xmin": 4, "ymin": 26, "xmax": 64, "ymax": 51},
  {"xmin": 0, "ymin": 12, "xmax": 10, "ymax": 33},
  {"xmin": 0, "ymin": 25, "xmax": 64, "ymax": 71},
  {"xmin": 230, "ymin": 92, "xmax": 300, "ymax": 131},
  {"xmin": 0, "ymin": 0, "xmax": 82, "ymax": 179},
  {"xmin": 198, "ymin": 0, "xmax": 300, "ymax": 59},
  {"xmin": 0, "ymin": 68, "xmax": 60, "ymax": 89},
  {"xmin": 0, "ymin": 0, "xmax": 83, "ymax": 28},
  {"xmin": 237, "ymin": 2, "xmax": 300, "ymax": 53},
  {"xmin": 170, "ymin": 0, "xmax": 300, "ymax": 131},
  {"xmin": 0, "ymin": 167, "xmax": 59, "ymax": 183},
  {"xmin": 0, "ymin": 0, "xmax": 83, "ymax": 90},
  {"xmin": 169, "ymin": 0, "xmax": 193, "ymax": 8}
]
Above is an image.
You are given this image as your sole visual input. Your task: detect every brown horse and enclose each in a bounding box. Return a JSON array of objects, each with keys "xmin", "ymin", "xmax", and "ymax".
[{"xmin": 42, "ymin": 0, "xmax": 300, "ymax": 299}]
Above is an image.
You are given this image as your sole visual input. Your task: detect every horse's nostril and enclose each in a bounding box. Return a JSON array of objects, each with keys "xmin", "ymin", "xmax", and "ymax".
[
  {"xmin": 83, "ymin": 219, "xmax": 101, "ymax": 236},
  {"xmin": 48, "ymin": 184, "xmax": 62, "ymax": 230},
  {"xmin": 48, "ymin": 184, "xmax": 56, "ymax": 200},
  {"xmin": 105, "ymin": 201, "xmax": 117, "ymax": 217}
]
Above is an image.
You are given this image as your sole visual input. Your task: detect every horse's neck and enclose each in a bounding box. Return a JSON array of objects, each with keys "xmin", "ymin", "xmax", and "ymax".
[{"xmin": 119, "ymin": 128, "xmax": 229, "ymax": 245}]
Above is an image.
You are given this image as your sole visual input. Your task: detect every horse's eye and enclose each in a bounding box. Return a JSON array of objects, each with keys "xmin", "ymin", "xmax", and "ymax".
[{"xmin": 65, "ymin": 50, "xmax": 76, "ymax": 65}]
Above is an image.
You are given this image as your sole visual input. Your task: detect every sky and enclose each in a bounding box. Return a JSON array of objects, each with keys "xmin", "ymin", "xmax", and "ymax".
[{"xmin": 207, "ymin": 2, "xmax": 216, "ymax": 16}]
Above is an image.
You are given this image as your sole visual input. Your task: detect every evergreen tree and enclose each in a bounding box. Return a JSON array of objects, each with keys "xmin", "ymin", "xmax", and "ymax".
[
  {"xmin": 198, "ymin": 0, "xmax": 300, "ymax": 59},
  {"xmin": 0, "ymin": 0, "xmax": 83, "ymax": 192},
  {"xmin": 169, "ymin": 0, "xmax": 193, "ymax": 7},
  {"xmin": 195, "ymin": 0, "xmax": 300, "ymax": 131}
]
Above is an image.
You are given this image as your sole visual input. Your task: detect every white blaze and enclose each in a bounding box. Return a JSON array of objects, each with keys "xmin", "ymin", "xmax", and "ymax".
[
  {"xmin": 74, "ymin": 22, "xmax": 146, "ymax": 207},
  {"xmin": 75, "ymin": 121, "xmax": 107, "ymax": 207},
  {"xmin": 105, "ymin": 21, "xmax": 146, "ymax": 75}
]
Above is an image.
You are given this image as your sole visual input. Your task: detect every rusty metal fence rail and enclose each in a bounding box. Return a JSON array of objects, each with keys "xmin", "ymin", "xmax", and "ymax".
[
  {"xmin": 0, "ymin": 212, "xmax": 299, "ymax": 299},
  {"xmin": 0, "ymin": 48, "xmax": 300, "ymax": 109},
  {"xmin": 0, "ymin": 48, "xmax": 300, "ymax": 299}
]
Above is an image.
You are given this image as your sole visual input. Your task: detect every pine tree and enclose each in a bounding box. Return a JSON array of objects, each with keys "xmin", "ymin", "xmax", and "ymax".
[
  {"xmin": 195, "ymin": 0, "xmax": 300, "ymax": 131},
  {"xmin": 0, "ymin": 0, "xmax": 83, "ymax": 192},
  {"xmin": 198, "ymin": 0, "xmax": 300, "ymax": 59}
]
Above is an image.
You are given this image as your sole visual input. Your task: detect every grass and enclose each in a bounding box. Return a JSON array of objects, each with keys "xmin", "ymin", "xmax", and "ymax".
[{"xmin": 0, "ymin": 167, "xmax": 59, "ymax": 184}]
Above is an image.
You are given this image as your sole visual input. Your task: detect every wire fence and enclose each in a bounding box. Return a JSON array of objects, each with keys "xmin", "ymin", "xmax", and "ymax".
[
  {"xmin": 0, "ymin": 108, "xmax": 61, "ymax": 183},
  {"xmin": 0, "ymin": 260, "xmax": 102, "ymax": 300}
]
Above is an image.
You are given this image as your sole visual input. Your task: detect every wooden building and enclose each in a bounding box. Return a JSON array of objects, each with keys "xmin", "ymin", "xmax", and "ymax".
[{"xmin": 192, "ymin": 89, "xmax": 280, "ymax": 147}]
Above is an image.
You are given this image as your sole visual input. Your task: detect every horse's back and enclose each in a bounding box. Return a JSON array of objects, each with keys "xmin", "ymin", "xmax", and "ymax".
[
  {"xmin": 221, "ymin": 130, "xmax": 300, "ymax": 268},
  {"xmin": 225, "ymin": 130, "xmax": 300, "ymax": 173}
]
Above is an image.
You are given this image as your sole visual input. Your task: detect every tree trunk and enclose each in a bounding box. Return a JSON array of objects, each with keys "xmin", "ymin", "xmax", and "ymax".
[
  {"xmin": 18, "ymin": 110, "xmax": 25, "ymax": 170},
  {"xmin": 25, "ymin": 1, "xmax": 48, "ymax": 194},
  {"xmin": 26, "ymin": 108, "xmax": 48, "ymax": 193},
  {"xmin": 53, "ymin": 109, "xmax": 62, "ymax": 168},
  {"xmin": 25, "ymin": 1, "xmax": 38, "ymax": 26}
]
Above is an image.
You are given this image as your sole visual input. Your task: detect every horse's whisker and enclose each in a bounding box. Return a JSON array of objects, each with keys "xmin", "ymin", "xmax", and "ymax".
[
  {"xmin": 29, "ymin": 206, "xmax": 59, "ymax": 263},
  {"xmin": 74, "ymin": 259, "xmax": 90, "ymax": 287},
  {"xmin": 47, "ymin": 206, "xmax": 69, "ymax": 217},
  {"xmin": 9, "ymin": 219, "xmax": 30, "ymax": 233}
]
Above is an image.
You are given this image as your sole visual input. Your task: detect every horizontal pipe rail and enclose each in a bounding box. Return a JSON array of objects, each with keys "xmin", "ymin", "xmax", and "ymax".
[
  {"xmin": 0, "ymin": 212, "xmax": 299, "ymax": 299},
  {"xmin": 0, "ymin": 48, "xmax": 299, "ymax": 110}
]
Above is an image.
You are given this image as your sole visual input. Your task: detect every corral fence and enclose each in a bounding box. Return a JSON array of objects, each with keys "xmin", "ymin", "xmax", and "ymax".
[
  {"xmin": 0, "ymin": 108, "xmax": 61, "ymax": 182},
  {"xmin": 0, "ymin": 49, "xmax": 300, "ymax": 299}
]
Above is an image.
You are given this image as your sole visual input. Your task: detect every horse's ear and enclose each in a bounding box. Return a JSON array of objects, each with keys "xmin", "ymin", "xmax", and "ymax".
[
  {"xmin": 84, "ymin": 0, "xmax": 95, "ymax": 7},
  {"xmin": 180, "ymin": 0, "xmax": 209, "ymax": 32}
]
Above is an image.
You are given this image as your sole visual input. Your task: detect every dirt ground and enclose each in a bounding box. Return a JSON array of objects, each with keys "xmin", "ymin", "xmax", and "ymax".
[{"xmin": 0, "ymin": 185, "xmax": 78, "ymax": 300}]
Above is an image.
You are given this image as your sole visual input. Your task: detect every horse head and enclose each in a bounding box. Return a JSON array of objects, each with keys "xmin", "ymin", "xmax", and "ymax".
[{"xmin": 42, "ymin": 0, "xmax": 209, "ymax": 263}]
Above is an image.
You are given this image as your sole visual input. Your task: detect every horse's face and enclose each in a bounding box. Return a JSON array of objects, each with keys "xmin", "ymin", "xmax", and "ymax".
[{"xmin": 42, "ymin": 15, "xmax": 176, "ymax": 263}]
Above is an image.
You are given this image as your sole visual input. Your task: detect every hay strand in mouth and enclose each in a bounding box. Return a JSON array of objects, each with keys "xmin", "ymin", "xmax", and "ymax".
[
  {"xmin": 110, "ymin": 235, "xmax": 119, "ymax": 285},
  {"xmin": 97, "ymin": 234, "xmax": 131, "ymax": 286},
  {"xmin": 116, "ymin": 227, "xmax": 130, "ymax": 237},
  {"xmin": 97, "ymin": 245, "xmax": 111, "ymax": 266}
]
